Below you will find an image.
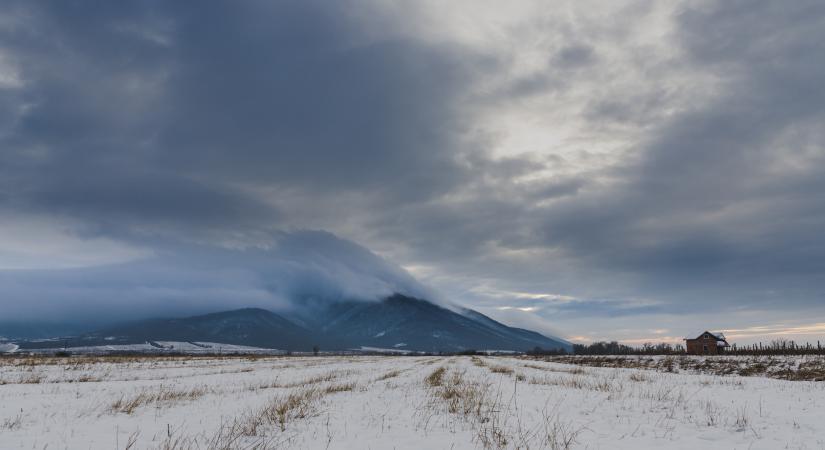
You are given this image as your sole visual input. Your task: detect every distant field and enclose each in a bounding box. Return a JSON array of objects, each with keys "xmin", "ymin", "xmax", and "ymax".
[{"xmin": 1, "ymin": 355, "xmax": 824, "ymax": 449}]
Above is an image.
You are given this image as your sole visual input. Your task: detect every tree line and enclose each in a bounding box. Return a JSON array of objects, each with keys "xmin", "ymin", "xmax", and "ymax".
[
  {"xmin": 527, "ymin": 339, "xmax": 825, "ymax": 356},
  {"xmin": 725, "ymin": 339, "xmax": 824, "ymax": 356}
]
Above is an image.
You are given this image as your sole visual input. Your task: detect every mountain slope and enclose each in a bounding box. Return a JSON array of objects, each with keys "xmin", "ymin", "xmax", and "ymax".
[
  {"xmin": 19, "ymin": 308, "xmax": 327, "ymax": 351},
  {"xmin": 290, "ymin": 294, "xmax": 570, "ymax": 352},
  {"xmin": 459, "ymin": 307, "xmax": 568, "ymax": 350},
  {"xmin": 14, "ymin": 295, "xmax": 570, "ymax": 353}
]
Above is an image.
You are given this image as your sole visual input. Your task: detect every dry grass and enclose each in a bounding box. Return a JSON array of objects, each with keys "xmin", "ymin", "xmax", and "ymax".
[
  {"xmin": 111, "ymin": 386, "xmax": 208, "ymax": 414},
  {"xmin": 251, "ymin": 369, "xmax": 354, "ymax": 391},
  {"xmin": 437, "ymin": 370, "xmax": 492, "ymax": 416},
  {"xmin": 223, "ymin": 375, "xmax": 359, "ymax": 439},
  {"xmin": 1, "ymin": 414, "xmax": 22, "ymax": 431},
  {"xmin": 488, "ymin": 365, "xmax": 514, "ymax": 375},
  {"xmin": 423, "ymin": 368, "xmax": 500, "ymax": 445},
  {"xmin": 258, "ymin": 389, "xmax": 320, "ymax": 432},
  {"xmin": 422, "ymin": 366, "xmax": 583, "ymax": 450},
  {"xmin": 323, "ymin": 382, "xmax": 356, "ymax": 394},
  {"xmin": 72, "ymin": 374, "xmax": 104, "ymax": 383},
  {"xmin": 19, "ymin": 373, "xmax": 44, "ymax": 384},
  {"xmin": 537, "ymin": 355, "xmax": 825, "ymax": 381},
  {"xmin": 628, "ymin": 372, "xmax": 650, "ymax": 382},
  {"xmin": 236, "ymin": 388, "xmax": 323, "ymax": 435},
  {"xmin": 376, "ymin": 369, "xmax": 401, "ymax": 381},
  {"xmin": 523, "ymin": 363, "xmax": 587, "ymax": 375},
  {"xmin": 529, "ymin": 374, "xmax": 618, "ymax": 393},
  {"xmin": 425, "ymin": 367, "xmax": 447, "ymax": 387}
]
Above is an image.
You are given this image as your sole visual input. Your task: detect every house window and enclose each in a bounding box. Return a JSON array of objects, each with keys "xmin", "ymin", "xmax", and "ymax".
[{"xmin": 703, "ymin": 345, "xmax": 708, "ymax": 353}]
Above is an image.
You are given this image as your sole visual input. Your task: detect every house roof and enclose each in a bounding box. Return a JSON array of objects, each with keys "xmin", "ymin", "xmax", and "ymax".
[
  {"xmin": 686, "ymin": 330, "xmax": 729, "ymax": 342},
  {"xmin": 709, "ymin": 331, "xmax": 726, "ymax": 341}
]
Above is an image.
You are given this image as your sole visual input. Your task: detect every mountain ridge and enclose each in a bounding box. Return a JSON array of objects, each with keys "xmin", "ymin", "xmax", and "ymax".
[{"xmin": 12, "ymin": 294, "xmax": 571, "ymax": 353}]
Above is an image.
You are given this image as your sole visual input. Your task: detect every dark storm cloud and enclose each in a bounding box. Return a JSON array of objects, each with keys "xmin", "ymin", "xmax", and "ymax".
[
  {"xmin": 157, "ymin": 2, "xmax": 471, "ymax": 198},
  {"xmin": 0, "ymin": 0, "xmax": 475, "ymax": 239}
]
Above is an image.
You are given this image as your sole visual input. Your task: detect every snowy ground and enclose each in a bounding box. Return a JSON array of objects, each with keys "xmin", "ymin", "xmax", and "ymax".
[
  {"xmin": 15, "ymin": 341, "xmax": 284, "ymax": 355},
  {"xmin": 1, "ymin": 355, "xmax": 824, "ymax": 449}
]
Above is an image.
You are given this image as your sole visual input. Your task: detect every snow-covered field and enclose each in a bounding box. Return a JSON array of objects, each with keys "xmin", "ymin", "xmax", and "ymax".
[
  {"xmin": 1, "ymin": 355, "xmax": 824, "ymax": 449},
  {"xmin": 16, "ymin": 341, "xmax": 284, "ymax": 355}
]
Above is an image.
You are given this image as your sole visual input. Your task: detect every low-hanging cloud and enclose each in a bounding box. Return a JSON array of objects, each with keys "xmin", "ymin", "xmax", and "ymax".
[{"xmin": 0, "ymin": 230, "xmax": 431, "ymax": 325}]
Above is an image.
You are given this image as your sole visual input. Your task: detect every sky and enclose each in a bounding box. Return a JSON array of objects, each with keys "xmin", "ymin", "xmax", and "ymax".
[{"xmin": 1, "ymin": 0, "xmax": 824, "ymax": 345}]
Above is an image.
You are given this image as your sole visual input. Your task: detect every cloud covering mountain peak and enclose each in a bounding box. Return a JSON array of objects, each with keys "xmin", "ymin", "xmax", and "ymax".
[{"xmin": 0, "ymin": 230, "xmax": 432, "ymax": 325}]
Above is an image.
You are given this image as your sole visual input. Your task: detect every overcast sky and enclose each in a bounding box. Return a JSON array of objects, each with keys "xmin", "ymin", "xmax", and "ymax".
[{"xmin": 1, "ymin": 1, "xmax": 824, "ymax": 344}]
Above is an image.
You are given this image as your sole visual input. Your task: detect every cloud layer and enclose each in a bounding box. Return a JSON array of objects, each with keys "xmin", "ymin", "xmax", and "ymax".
[
  {"xmin": 1, "ymin": 1, "xmax": 824, "ymax": 342},
  {"xmin": 0, "ymin": 230, "xmax": 430, "ymax": 324}
]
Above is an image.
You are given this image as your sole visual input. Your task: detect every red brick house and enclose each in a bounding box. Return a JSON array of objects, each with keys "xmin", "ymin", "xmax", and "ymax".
[{"xmin": 685, "ymin": 331, "xmax": 729, "ymax": 355}]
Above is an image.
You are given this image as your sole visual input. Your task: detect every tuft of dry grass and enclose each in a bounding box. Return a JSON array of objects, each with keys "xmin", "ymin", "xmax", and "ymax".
[
  {"xmin": 19, "ymin": 373, "xmax": 44, "ymax": 384},
  {"xmin": 324, "ymin": 382, "xmax": 356, "ymax": 394},
  {"xmin": 376, "ymin": 370, "xmax": 401, "ymax": 381},
  {"xmin": 523, "ymin": 363, "xmax": 587, "ymax": 375},
  {"xmin": 251, "ymin": 370, "xmax": 354, "ymax": 391},
  {"xmin": 252, "ymin": 388, "xmax": 322, "ymax": 433},
  {"xmin": 1, "ymin": 414, "xmax": 22, "ymax": 431},
  {"xmin": 425, "ymin": 369, "xmax": 492, "ymax": 417},
  {"xmin": 529, "ymin": 374, "xmax": 619, "ymax": 393},
  {"xmin": 186, "ymin": 386, "xmax": 337, "ymax": 446},
  {"xmin": 425, "ymin": 367, "xmax": 447, "ymax": 387},
  {"xmin": 110, "ymin": 386, "xmax": 208, "ymax": 414},
  {"xmin": 628, "ymin": 372, "xmax": 649, "ymax": 382},
  {"xmin": 488, "ymin": 365, "xmax": 514, "ymax": 375}
]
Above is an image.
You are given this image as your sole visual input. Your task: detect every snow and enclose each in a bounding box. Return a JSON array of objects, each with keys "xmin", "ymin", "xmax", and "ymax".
[
  {"xmin": 1, "ymin": 355, "xmax": 824, "ymax": 449},
  {"xmin": 16, "ymin": 341, "xmax": 283, "ymax": 355},
  {"xmin": 357, "ymin": 346, "xmax": 411, "ymax": 354},
  {"xmin": 0, "ymin": 343, "xmax": 17, "ymax": 353}
]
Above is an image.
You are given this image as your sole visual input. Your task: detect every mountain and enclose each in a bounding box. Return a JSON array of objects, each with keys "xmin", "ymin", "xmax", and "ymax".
[
  {"xmin": 15, "ymin": 308, "xmax": 327, "ymax": 351},
  {"xmin": 292, "ymin": 294, "xmax": 570, "ymax": 352},
  {"xmin": 13, "ymin": 294, "xmax": 571, "ymax": 353},
  {"xmin": 0, "ymin": 322, "xmax": 92, "ymax": 340}
]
